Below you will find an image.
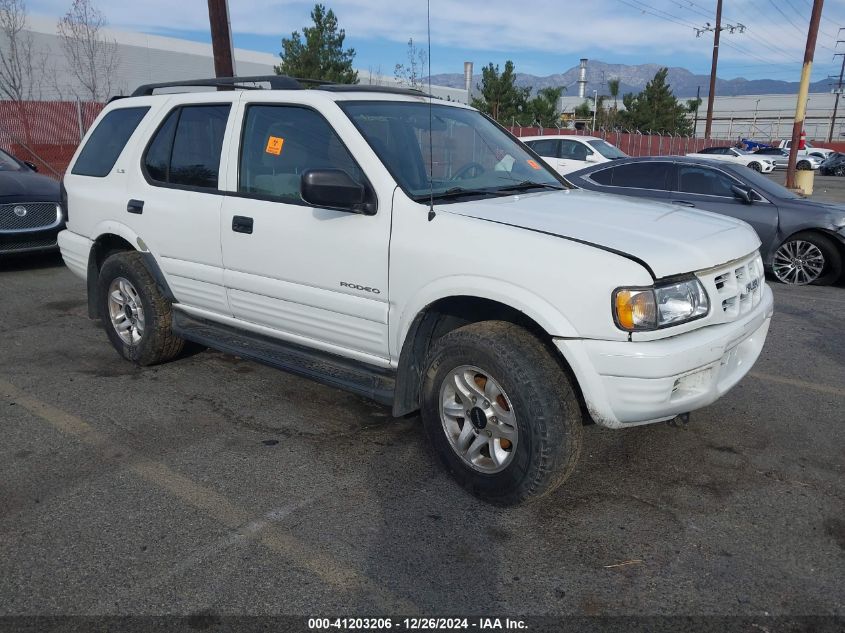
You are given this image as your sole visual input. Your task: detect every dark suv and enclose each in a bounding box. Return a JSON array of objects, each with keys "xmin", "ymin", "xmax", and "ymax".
[{"xmin": 0, "ymin": 149, "xmax": 63, "ymax": 256}]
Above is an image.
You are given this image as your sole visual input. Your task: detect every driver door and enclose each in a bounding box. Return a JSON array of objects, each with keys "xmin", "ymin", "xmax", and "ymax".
[{"xmin": 219, "ymin": 100, "xmax": 391, "ymax": 363}]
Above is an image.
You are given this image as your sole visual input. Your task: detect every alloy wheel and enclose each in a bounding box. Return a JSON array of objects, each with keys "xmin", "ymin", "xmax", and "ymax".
[
  {"xmin": 772, "ymin": 240, "xmax": 825, "ymax": 285},
  {"xmin": 439, "ymin": 365, "xmax": 518, "ymax": 474},
  {"xmin": 107, "ymin": 277, "xmax": 145, "ymax": 344}
]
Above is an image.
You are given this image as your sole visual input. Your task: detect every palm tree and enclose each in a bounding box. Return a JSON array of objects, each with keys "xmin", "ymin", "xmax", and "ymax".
[{"xmin": 608, "ymin": 78, "xmax": 620, "ymax": 128}]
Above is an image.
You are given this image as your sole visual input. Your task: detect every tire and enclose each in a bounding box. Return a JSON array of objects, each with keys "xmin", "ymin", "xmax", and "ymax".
[
  {"xmin": 797, "ymin": 160, "xmax": 811, "ymax": 170},
  {"xmin": 834, "ymin": 166, "xmax": 845, "ymax": 177},
  {"xmin": 772, "ymin": 232, "xmax": 842, "ymax": 286},
  {"xmin": 98, "ymin": 251, "xmax": 184, "ymax": 365},
  {"xmin": 748, "ymin": 162, "xmax": 762, "ymax": 172},
  {"xmin": 420, "ymin": 321, "xmax": 583, "ymax": 505}
]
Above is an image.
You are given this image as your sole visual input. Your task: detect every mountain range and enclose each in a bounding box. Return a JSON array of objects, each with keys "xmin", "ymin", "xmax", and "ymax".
[{"xmin": 428, "ymin": 60, "xmax": 829, "ymax": 99}]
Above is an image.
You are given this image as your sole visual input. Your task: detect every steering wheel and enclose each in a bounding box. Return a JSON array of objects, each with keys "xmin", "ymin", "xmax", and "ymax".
[{"xmin": 451, "ymin": 162, "xmax": 486, "ymax": 181}]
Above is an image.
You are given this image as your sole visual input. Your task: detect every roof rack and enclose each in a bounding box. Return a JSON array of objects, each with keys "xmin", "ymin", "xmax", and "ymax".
[
  {"xmin": 130, "ymin": 75, "xmax": 303, "ymax": 97},
  {"xmin": 129, "ymin": 75, "xmax": 432, "ymax": 99},
  {"xmin": 315, "ymin": 85, "xmax": 430, "ymax": 97}
]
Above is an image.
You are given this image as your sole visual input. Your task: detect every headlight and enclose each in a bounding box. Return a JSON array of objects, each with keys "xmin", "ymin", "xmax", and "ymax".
[{"xmin": 614, "ymin": 278, "xmax": 709, "ymax": 331}]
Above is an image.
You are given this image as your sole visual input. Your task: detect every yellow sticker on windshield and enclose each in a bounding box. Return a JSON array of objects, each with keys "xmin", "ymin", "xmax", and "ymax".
[
  {"xmin": 527, "ymin": 159, "xmax": 541, "ymax": 170},
  {"xmin": 265, "ymin": 136, "xmax": 284, "ymax": 155}
]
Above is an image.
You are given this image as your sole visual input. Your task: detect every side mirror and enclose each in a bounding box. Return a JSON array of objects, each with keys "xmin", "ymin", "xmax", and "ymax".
[
  {"xmin": 24, "ymin": 161, "xmax": 38, "ymax": 172},
  {"xmin": 301, "ymin": 169, "xmax": 373, "ymax": 214},
  {"xmin": 585, "ymin": 153, "xmax": 599, "ymax": 163},
  {"xmin": 731, "ymin": 184, "xmax": 754, "ymax": 205}
]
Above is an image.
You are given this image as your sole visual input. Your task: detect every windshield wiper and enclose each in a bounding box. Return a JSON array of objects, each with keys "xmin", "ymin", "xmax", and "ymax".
[
  {"xmin": 414, "ymin": 187, "xmax": 501, "ymax": 202},
  {"xmin": 495, "ymin": 181, "xmax": 565, "ymax": 193}
]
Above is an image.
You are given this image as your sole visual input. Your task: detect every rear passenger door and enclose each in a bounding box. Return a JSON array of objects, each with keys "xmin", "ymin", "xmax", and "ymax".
[
  {"xmin": 557, "ymin": 139, "xmax": 594, "ymax": 174},
  {"xmin": 127, "ymin": 98, "xmax": 235, "ymax": 316},
  {"xmin": 218, "ymin": 100, "xmax": 391, "ymax": 364}
]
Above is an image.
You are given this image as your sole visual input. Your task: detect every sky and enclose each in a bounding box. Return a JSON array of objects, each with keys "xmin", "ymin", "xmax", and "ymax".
[{"xmin": 27, "ymin": 0, "xmax": 845, "ymax": 83}]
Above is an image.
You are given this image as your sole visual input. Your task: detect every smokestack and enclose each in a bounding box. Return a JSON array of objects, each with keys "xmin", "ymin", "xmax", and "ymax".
[
  {"xmin": 578, "ymin": 58, "xmax": 588, "ymax": 99},
  {"xmin": 464, "ymin": 61, "xmax": 473, "ymax": 104}
]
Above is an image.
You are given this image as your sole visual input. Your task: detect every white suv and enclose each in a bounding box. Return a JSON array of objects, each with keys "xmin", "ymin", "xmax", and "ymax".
[{"xmin": 58, "ymin": 76, "xmax": 773, "ymax": 505}]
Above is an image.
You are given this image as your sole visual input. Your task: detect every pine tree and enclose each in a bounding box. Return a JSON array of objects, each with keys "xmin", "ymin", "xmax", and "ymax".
[
  {"xmin": 470, "ymin": 61, "xmax": 530, "ymax": 124},
  {"xmin": 617, "ymin": 68, "xmax": 691, "ymax": 135},
  {"xmin": 527, "ymin": 86, "xmax": 564, "ymax": 128},
  {"xmin": 276, "ymin": 4, "xmax": 358, "ymax": 84}
]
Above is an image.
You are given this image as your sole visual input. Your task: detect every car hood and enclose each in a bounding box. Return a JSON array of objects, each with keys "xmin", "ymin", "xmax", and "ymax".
[
  {"xmin": 0, "ymin": 170, "xmax": 60, "ymax": 201},
  {"xmin": 444, "ymin": 189, "xmax": 761, "ymax": 279}
]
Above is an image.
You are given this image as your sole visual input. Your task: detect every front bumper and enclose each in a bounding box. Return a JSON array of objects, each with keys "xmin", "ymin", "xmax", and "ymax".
[
  {"xmin": 0, "ymin": 224, "xmax": 64, "ymax": 255},
  {"xmin": 556, "ymin": 284, "xmax": 773, "ymax": 428}
]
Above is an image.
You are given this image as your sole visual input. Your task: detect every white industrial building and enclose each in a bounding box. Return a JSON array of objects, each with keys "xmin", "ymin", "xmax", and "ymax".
[{"xmin": 10, "ymin": 15, "xmax": 466, "ymax": 102}]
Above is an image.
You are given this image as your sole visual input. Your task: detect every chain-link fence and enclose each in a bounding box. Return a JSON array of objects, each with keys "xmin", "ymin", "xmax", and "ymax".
[{"xmin": 0, "ymin": 100, "xmax": 103, "ymax": 179}]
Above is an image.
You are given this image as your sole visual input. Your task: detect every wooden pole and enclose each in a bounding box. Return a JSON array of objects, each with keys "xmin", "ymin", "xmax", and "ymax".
[
  {"xmin": 207, "ymin": 0, "xmax": 235, "ymax": 79},
  {"xmin": 704, "ymin": 0, "xmax": 722, "ymax": 140},
  {"xmin": 786, "ymin": 0, "xmax": 824, "ymax": 189}
]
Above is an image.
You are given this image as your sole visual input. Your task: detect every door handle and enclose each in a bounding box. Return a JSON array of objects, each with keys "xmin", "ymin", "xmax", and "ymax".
[
  {"xmin": 231, "ymin": 215, "xmax": 254, "ymax": 234},
  {"xmin": 671, "ymin": 200, "xmax": 696, "ymax": 207},
  {"xmin": 127, "ymin": 199, "xmax": 144, "ymax": 214}
]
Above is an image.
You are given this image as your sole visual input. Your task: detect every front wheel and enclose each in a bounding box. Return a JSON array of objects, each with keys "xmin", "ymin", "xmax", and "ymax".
[
  {"xmin": 772, "ymin": 233, "xmax": 842, "ymax": 286},
  {"xmin": 420, "ymin": 321, "xmax": 583, "ymax": 505},
  {"xmin": 748, "ymin": 162, "xmax": 762, "ymax": 172},
  {"xmin": 98, "ymin": 251, "xmax": 184, "ymax": 365}
]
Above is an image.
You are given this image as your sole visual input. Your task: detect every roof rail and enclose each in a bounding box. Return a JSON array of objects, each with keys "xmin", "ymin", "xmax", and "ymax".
[
  {"xmin": 130, "ymin": 75, "xmax": 302, "ymax": 97},
  {"xmin": 315, "ymin": 84, "xmax": 430, "ymax": 97}
]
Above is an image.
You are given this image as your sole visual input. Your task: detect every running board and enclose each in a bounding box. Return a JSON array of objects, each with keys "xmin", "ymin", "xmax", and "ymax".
[{"xmin": 172, "ymin": 312, "xmax": 395, "ymax": 406}]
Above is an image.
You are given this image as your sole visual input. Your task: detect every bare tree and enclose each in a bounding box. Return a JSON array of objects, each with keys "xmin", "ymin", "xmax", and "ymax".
[
  {"xmin": 0, "ymin": 0, "xmax": 40, "ymax": 101},
  {"xmin": 56, "ymin": 0, "xmax": 119, "ymax": 102},
  {"xmin": 394, "ymin": 38, "xmax": 426, "ymax": 90}
]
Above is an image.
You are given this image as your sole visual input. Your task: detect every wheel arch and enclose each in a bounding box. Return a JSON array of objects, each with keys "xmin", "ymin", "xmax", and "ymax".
[
  {"xmin": 392, "ymin": 293, "xmax": 588, "ymax": 421},
  {"xmin": 86, "ymin": 228, "xmax": 174, "ymax": 319}
]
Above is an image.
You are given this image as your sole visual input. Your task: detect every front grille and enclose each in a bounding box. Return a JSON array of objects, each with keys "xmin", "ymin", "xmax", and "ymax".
[
  {"xmin": 697, "ymin": 252, "xmax": 765, "ymax": 323},
  {"xmin": 0, "ymin": 202, "xmax": 60, "ymax": 231},
  {"xmin": 0, "ymin": 234, "xmax": 58, "ymax": 253}
]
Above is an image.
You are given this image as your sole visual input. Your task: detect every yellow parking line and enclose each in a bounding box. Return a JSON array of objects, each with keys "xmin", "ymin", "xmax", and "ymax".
[
  {"xmin": 749, "ymin": 372, "xmax": 845, "ymax": 398},
  {"xmin": 0, "ymin": 379, "xmax": 417, "ymax": 612}
]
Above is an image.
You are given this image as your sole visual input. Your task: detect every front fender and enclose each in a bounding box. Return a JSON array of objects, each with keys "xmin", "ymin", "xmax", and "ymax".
[{"xmin": 393, "ymin": 275, "xmax": 581, "ymax": 360}]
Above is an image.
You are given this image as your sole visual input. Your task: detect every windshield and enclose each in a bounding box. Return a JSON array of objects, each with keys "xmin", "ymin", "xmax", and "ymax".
[
  {"xmin": 340, "ymin": 101, "xmax": 565, "ymax": 202},
  {"xmin": 0, "ymin": 148, "xmax": 24, "ymax": 172},
  {"xmin": 587, "ymin": 139, "xmax": 627, "ymax": 159}
]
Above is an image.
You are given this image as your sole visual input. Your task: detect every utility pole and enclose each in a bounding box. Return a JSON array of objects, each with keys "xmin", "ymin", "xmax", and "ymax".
[
  {"xmin": 696, "ymin": 2, "xmax": 745, "ymax": 139},
  {"xmin": 207, "ymin": 0, "xmax": 236, "ymax": 78},
  {"xmin": 693, "ymin": 85, "xmax": 701, "ymax": 136},
  {"xmin": 704, "ymin": 0, "xmax": 722, "ymax": 140},
  {"xmin": 828, "ymin": 33, "xmax": 845, "ymax": 142},
  {"xmin": 786, "ymin": 0, "xmax": 824, "ymax": 189}
]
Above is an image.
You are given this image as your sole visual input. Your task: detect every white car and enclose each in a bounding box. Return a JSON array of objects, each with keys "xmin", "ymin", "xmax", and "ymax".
[
  {"xmin": 57, "ymin": 76, "xmax": 773, "ymax": 505},
  {"xmin": 686, "ymin": 147, "xmax": 775, "ymax": 173},
  {"xmin": 520, "ymin": 134, "xmax": 627, "ymax": 175},
  {"xmin": 775, "ymin": 139, "xmax": 835, "ymax": 160}
]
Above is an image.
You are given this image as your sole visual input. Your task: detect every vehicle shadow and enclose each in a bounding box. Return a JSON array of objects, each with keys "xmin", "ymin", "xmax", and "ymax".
[{"xmin": 0, "ymin": 252, "xmax": 64, "ymax": 273}]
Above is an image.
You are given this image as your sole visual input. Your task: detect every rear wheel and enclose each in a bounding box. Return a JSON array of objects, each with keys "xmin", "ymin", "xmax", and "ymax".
[
  {"xmin": 772, "ymin": 233, "xmax": 842, "ymax": 286},
  {"xmin": 748, "ymin": 162, "xmax": 762, "ymax": 172},
  {"xmin": 420, "ymin": 321, "xmax": 583, "ymax": 505},
  {"xmin": 797, "ymin": 160, "xmax": 811, "ymax": 170},
  {"xmin": 98, "ymin": 251, "xmax": 184, "ymax": 365}
]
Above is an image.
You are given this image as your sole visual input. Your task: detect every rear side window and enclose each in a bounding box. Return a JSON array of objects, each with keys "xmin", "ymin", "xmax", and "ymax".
[
  {"xmin": 588, "ymin": 168, "xmax": 613, "ymax": 185},
  {"xmin": 527, "ymin": 139, "xmax": 558, "ymax": 157},
  {"xmin": 143, "ymin": 104, "xmax": 231, "ymax": 190},
  {"xmin": 72, "ymin": 107, "xmax": 149, "ymax": 177},
  {"xmin": 604, "ymin": 162, "xmax": 672, "ymax": 190}
]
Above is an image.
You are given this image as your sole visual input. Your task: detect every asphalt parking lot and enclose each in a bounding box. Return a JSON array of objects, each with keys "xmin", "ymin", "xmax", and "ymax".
[{"xmin": 1, "ymin": 189, "xmax": 844, "ymax": 622}]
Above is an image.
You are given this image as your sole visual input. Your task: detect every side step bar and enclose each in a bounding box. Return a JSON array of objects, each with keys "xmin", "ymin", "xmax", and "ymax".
[{"xmin": 172, "ymin": 312, "xmax": 396, "ymax": 406}]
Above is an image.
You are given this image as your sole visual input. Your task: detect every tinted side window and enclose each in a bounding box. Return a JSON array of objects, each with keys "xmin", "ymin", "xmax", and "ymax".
[
  {"xmin": 144, "ymin": 110, "xmax": 178, "ymax": 182},
  {"xmin": 607, "ymin": 162, "xmax": 671, "ymax": 190},
  {"xmin": 72, "ymin": 107, "xmax": 149, "ymax": 177},
  {"xmin": 239, "ymin": 105, "xmax": 365, "ymax": 203},
  {"xmin": 678, "ymin": 165, "xmax": 738, "ymax": 197},
  {"xmin": 589, "ymin": 168, "xmax": 613, "ymax": 185},
  {"xmin": 144, "ymin": 104, "xmax": 230, "ymax": 189},
  {"xmin": 528, "ymin": 139, "xmax": 558, "ymax": 157}
]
